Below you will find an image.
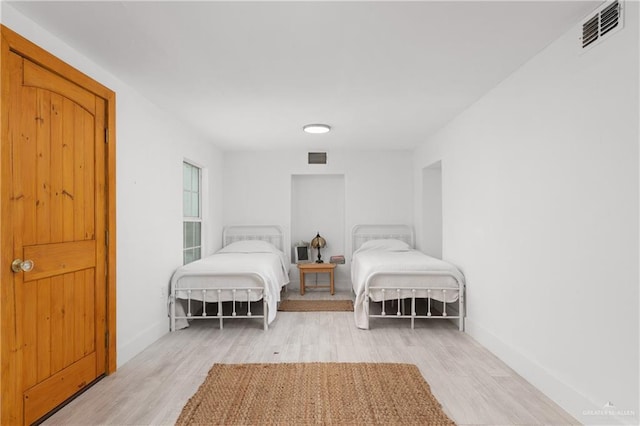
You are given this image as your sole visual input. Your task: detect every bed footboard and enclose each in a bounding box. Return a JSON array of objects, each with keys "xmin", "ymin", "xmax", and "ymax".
[
  {"xmin": 364, "ymin": 272, "xmax": 465, "ymax": 331},
  {"xmin": 366, "ymin": 287, "xmax": 464, "ymax": 330},
  {"xmin": 170, "ymin": 272, "xmax": 270, "ymax": 331}
]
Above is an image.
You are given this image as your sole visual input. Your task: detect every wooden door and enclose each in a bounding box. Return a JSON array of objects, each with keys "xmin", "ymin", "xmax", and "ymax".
[{"xmin": 0, "ymin": 27, "xmax": 116, "ymax": 425}]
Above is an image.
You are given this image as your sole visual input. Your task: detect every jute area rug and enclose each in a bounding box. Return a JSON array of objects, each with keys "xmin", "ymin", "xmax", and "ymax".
[
  {"xmin": 176, "ymin": 363, "xmax": 455, "ymax": 425},
  {"xmin": 277, "ymin": 299, "xmax": 354, "ymax": 312}
]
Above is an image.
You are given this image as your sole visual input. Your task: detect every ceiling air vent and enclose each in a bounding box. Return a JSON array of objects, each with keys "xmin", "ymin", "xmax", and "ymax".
[
  {"xmin": 308, "ymin": 152, "xmax": 327, "ymax": 165},
  {"xmin": 580, "ymin": 0, "xmax": 624, "ymax": 52},
  {"xmin": 582, "ymin": 15, "xmax": 599, "ymax": 48}
]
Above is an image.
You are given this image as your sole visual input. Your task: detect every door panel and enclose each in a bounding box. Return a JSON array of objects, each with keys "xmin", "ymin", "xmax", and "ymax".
[
  {"xmin": 8, "ymin": 51, "xmax": 107, "ymax": 424},
  {"xmin": 23, "ymin": 352, "xmax": 97, "ymax": 426},
  {"xmin": 21, "ymin": 271, "xmax": 97, "ymax": 389},
  {"xmin": 23, "ymin": 59, "xmax": 96, "ymax": 114},
  {"xmin": 23, "ymin": 240, "xmax": 96, "ymax": 282}
]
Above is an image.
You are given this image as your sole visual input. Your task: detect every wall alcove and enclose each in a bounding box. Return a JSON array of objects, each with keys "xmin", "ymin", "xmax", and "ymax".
[{"xmin": 290, "ymin": 174, "xmax": 346, "ymax": 288}]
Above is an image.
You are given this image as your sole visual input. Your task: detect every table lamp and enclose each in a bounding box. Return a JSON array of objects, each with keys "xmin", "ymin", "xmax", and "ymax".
[{"xmin": 311, "ymin": 232, "xmax": 327, "ymax": 263}]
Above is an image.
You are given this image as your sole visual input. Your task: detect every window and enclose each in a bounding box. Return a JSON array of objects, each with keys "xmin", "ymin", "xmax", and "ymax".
[{"xmin": 183, "ymin": 161, "xmax": 201, "ymax": 264}]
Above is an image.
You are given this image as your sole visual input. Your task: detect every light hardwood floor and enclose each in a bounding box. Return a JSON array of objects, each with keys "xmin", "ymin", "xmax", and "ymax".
[{"xmin": 44, "ymin": 289, "xmax": 578, "ymax": 425}]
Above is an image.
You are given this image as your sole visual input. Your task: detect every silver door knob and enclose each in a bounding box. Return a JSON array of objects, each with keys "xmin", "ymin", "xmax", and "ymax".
[{"xmin": 11, "ymin": 259, "xmax": 34, "ymax": 273}]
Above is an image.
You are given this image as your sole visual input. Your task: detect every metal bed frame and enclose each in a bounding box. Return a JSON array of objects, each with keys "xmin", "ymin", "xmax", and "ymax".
[
  {"xmin": 352, "ymin": 224, "xmax": 465, "ymax": 331},
  {"xmin": 170, "ymin": 225, "xmax": 286, "ymax": 331}
]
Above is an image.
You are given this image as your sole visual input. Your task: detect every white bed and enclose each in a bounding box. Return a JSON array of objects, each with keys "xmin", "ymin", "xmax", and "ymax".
[
  {"xmin": 170, "ymin": 225, "xmax": 289, "ymax": 331},
  {"xmin": 351, "ymin": 225, "xmax": 465, "ymax": 330}
]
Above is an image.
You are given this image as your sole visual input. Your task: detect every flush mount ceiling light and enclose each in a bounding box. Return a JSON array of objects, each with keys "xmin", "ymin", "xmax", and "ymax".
[{"xmin": 303, "ymin": 124, "xmax": 331, "ymax": 134}]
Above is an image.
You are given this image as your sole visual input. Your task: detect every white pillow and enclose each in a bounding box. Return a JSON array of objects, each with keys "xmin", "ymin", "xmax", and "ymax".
[
  {"xmin": 218, "ymin": 240, "xmax": 279, "ymax": 254},
  {"xmin": 357, "ymin": 238, "xmax": 411, "ymax": 252}
]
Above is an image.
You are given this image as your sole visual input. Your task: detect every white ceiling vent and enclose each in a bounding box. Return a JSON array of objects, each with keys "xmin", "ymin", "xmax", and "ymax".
[
  {"xmin": 308, "ymin": 152, "xmax": 327, "ymax": 165},
  {"xmin": 580, "ymin": 0, "xmax": 624, "ymax": 52}
]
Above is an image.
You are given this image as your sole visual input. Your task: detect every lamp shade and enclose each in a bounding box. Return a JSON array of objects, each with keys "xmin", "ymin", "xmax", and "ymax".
[
  {"xmin": 311, "ymin": 233, "xmax": 326, "ymax": 249},
  {"xmin": 311, "ymin": 232, "xmax": 326, "ymax": 263}
]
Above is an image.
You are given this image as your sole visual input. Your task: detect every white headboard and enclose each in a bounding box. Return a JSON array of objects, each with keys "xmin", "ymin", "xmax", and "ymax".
[
  {"xmin": 352, "ymin": 224, "xmax": 414, "ymax": 252},
  {"xmin": 223, "ymin": 225, "xmax": 284, "ymax": 251}
]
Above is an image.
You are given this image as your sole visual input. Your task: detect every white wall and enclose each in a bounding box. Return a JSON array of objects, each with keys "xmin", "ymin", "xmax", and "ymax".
[
  {"xmin": 223, "ymin": 150, "xmax": 413, "ymax": 289},
  {"xmin": 413, "ymin": 4, "xmax": 639, "ymax": 425},
  {"xmin": 2, "ymin": 5, "xmax": 224, "ymax": 367}
]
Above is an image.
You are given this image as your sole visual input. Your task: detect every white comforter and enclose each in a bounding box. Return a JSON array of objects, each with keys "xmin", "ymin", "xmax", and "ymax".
[
  {"xmin": 351, "ymin": 240, "xmax": 464, "ymax": 329},
  {"xmin": 171, "ymin": 241, "xmax": 289, "ymax": 328}
]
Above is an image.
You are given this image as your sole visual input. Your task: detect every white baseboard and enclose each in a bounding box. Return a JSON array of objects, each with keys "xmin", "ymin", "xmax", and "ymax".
[
  {"xmin": 465, "ymin": 318, "xmax": 637, "ymax": 425},
  {"xmin": 117, "ymin": 319, "xmax": 168, "ymax": 368}
]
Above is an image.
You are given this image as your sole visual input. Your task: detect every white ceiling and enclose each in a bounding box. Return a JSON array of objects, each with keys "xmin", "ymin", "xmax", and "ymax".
[{"xmin": 7, "ymin": 1, "xmax": 599, "ymax": 151}]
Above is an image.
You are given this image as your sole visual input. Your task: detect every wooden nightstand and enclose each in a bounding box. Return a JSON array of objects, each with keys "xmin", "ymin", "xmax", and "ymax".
[{"xmin": 297, "ymin": 263, "xmax": 336, "ymax": 295}]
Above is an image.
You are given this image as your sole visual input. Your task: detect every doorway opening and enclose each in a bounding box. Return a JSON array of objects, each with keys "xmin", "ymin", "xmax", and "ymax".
[{"xmin": 422, "ymin": 161, "xmax": 443, "ymax": 258}]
